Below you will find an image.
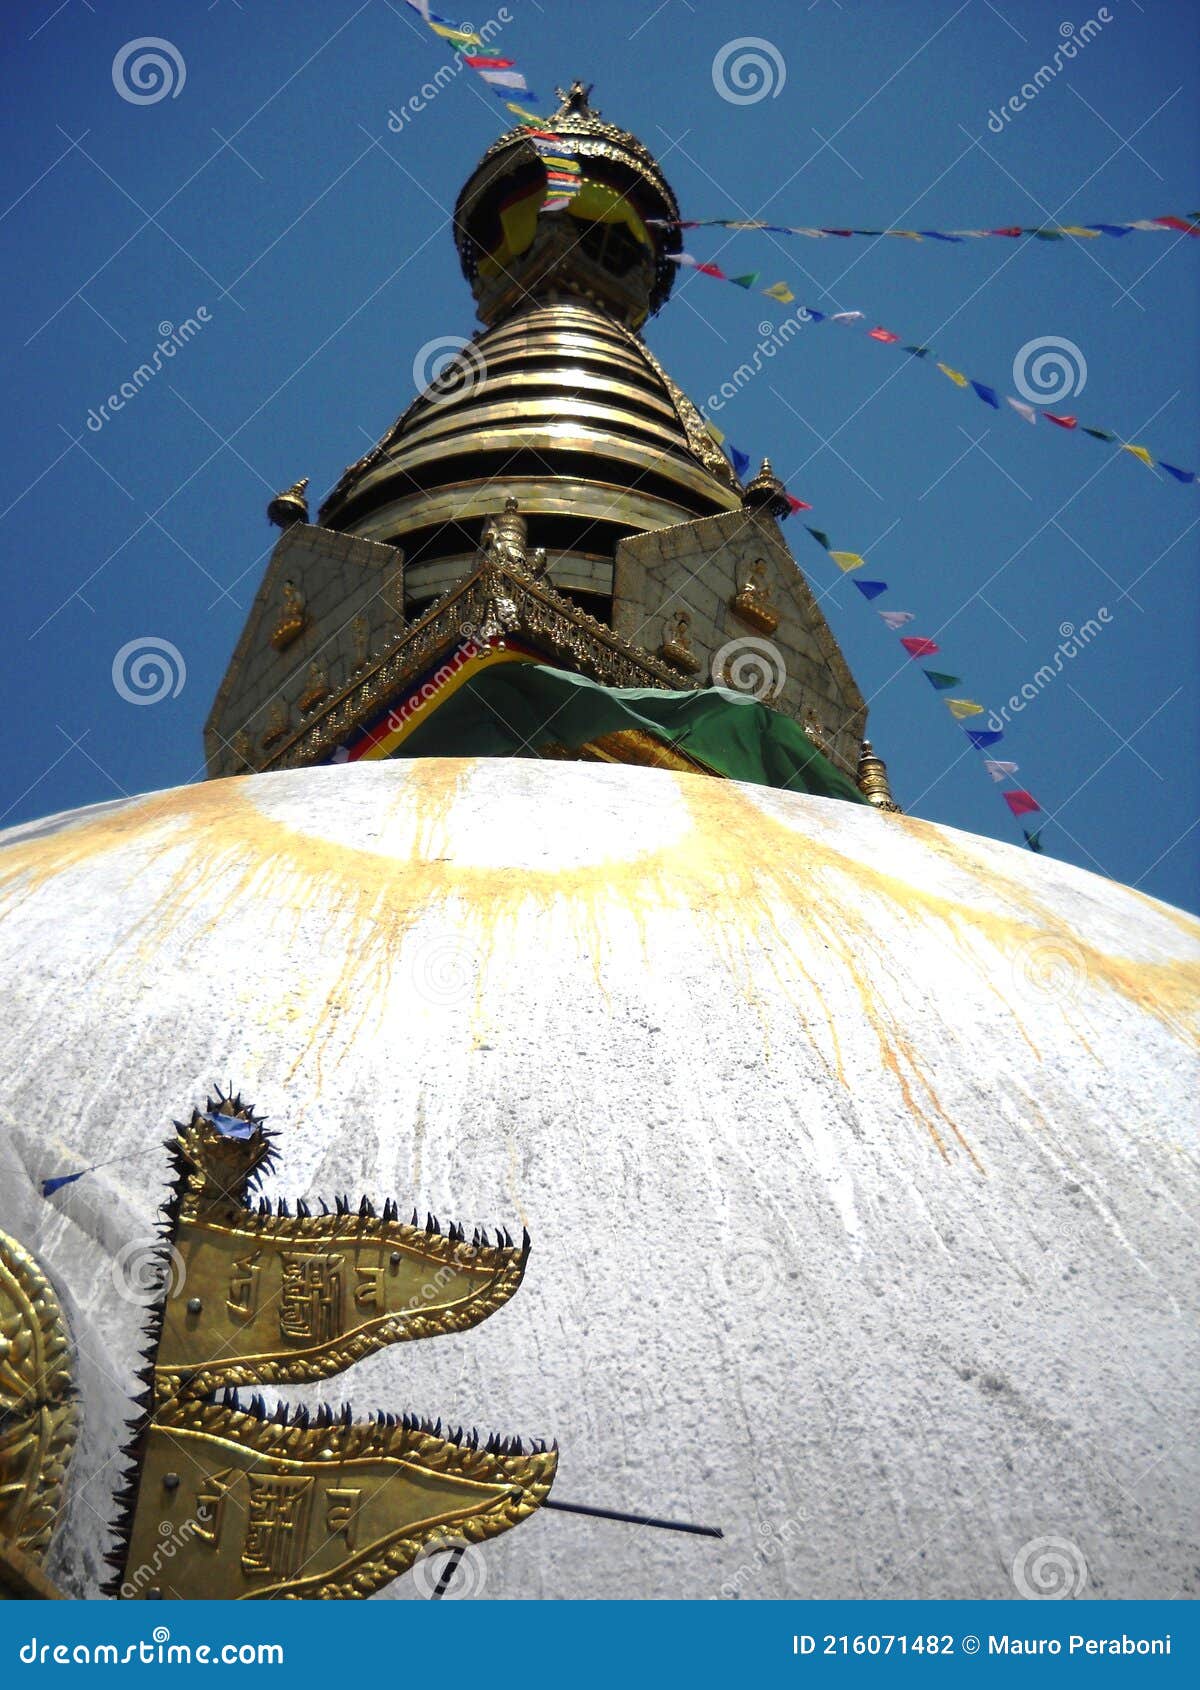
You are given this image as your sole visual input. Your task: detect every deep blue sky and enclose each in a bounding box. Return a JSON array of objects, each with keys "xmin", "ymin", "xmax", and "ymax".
[{"xmin": 2, "ymin": 0, "xmax": 1197, "ymax": 910}]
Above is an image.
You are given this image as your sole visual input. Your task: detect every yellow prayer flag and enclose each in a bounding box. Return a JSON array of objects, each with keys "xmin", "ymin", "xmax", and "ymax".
[
  {"xmin": 1061, "ymin": 225, "xmax": 1101, "ymax": 237},
  {"xmin": 763, "ymin": 282, "xmax": 795, "ymax": 303},
  {"xmin": 888, "ymin": 230, "xmax": 923, "ymax": 241},
  {"xmin": 706, "ymin": 420, "xmax": 726, "ymax": 446},
  {"xmin": 1121, "ymin": 443, "xmax": 1154, "ymax": 467},
  {"xmin": 946, "ymin": 699, "xmax": 984, "ymax": 719},
  {"xmin": 429, "ymin": 21, "xmax": 482, "ymax": 43},
  {"xmin": 937, "ymin": 363, "xmax": 969, "ymax": 388},
  {"xmin": 829, "ymin": 551, "xmax": 865, "ymax": 572}
]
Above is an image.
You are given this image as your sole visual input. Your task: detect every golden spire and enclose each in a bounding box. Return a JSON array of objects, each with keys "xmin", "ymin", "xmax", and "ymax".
[
  {"xmin": 742, "ymin": 459, "xmax": 790, "ymax": 521},
  {"xmin": 267, "ymin": 478, "xmax": 309, "ymax": 529},
  {"xmin": 857, "ymin": 740, "xmax": 902, "ymax": 812}
]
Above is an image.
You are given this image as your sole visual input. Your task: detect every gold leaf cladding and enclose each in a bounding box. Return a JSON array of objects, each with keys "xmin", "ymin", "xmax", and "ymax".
[
  {"xmin": 156, "ymin": 1208, "xmax": 528, "ymax": 1396},
  {"xmin": 0, "ymin": 1232, "xmax": 76, "ymax": 1563},
  {"xmin": 124, "ymin": 1405, "xmax": 555, "ymax": 1600},
  {"xmin": 112, "ymin": 1093, "xmax": 553, "ymax": 1600}
]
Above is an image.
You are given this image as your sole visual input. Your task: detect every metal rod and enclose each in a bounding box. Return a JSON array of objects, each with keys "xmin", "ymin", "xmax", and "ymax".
[
  {"xmin": 544, "ymin": 1498, "xmax": 723, "ymax": 1538},
  {"xmin": 431, "ymin": 1545, "xmax": 465, "ymax": 1598}
]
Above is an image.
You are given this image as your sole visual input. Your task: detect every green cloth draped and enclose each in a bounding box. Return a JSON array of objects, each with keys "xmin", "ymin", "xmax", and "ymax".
[{"xmin": 400, "ymin": 663, "xmax": 868, "ymax": 804}]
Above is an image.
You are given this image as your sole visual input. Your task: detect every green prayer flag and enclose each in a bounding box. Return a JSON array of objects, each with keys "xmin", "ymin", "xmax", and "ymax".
[
  {"xmin": 730, "ymin": 272, "xmax": 761, "ymax": 289},
  {"xmin": 805, "ymin": 526, "xmax": 831, "ymax": 551},
  {"xmin": 1082, "ymin": 427, "xmax": 1116, "ymax": 441},
  {"xmin": 923, "ymin": 670, "xmax": 961, "ymax": 690}
]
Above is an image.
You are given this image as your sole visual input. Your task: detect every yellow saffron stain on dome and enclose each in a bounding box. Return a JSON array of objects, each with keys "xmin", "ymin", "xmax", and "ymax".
[{"xmin": 0, "ymin": 762, "xmax": 1196, "ymax": 1172}]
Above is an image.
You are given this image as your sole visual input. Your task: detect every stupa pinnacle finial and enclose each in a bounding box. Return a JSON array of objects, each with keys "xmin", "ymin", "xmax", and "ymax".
[
  {"xmin": 267, "ymin": 477, "xmax": 309, "ymax": 529},
  {"xmin": 742, "ymin": 458, "xmax": 790, "ymax": 520},
  {"xmin": 554, "ymin": 80, "xmax": 595, "ymax": 116},
  {"xmin": 857, "ymin": 741, "xmax": 902, "ymax": 813}
]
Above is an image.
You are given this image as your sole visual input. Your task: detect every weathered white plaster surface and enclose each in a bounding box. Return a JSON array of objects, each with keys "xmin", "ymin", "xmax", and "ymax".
[{"xmin": 0, "ymin": 758, "xmax": 1196, "ymax": 1600}]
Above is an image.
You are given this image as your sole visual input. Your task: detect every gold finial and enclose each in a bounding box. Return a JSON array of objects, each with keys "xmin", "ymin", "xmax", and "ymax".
[
  {"xmin": 742, "ymin": 458, "xmax": 790, "ymax": 521},
  {"xmin": 554, "ymin": 80, "xmax": 595, "ymax": 116},
  {"xmin": 732, "ymin": 558, "xmax": 780, "ymax": 635},
  {"xmin": 857, "ymin": 739, "xmax": 902, "ymax": 812},
  {"xmin": 267, "ymin": 477, "xmax": 309, "ymax": 529},
  {"xmin": 270, "ymin": 579, "xmax": 307, "ymax": 651}
]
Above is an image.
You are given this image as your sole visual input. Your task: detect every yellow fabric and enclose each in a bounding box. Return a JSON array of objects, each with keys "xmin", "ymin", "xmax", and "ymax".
[
  {"xmin": 1121, "ymin": 443, "xmax": 1154, "ymax": 467},
  {"xmin": 428, "ymin": 21, "xmax": 480, "ymax": 43},
  {"xmin": 946, "ymin": 699, "xmax": 984, "ymax": 719},
  {"xmin": 829, "ymin": 551, "xmax": 865, "ymax": 572},
  {"xmin": 479, "ymin": 177, "xmax": 652, "ymax": 280},
  {"xmin": 1061, "ymin": 225, "xmax": 1101, "ymax": 237},
  {"xmin": 763, "ymin": 282, "xmax": 795, "ymax": 302},
  {"xmin": 937, "ymin": 362, "xmax": 969, "ymax": 387}
]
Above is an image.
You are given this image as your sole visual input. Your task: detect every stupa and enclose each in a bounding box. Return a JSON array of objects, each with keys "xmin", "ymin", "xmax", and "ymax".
[{"xmin": 0, "ymin": 86, "xmax": 1196, "ymax": 1605}]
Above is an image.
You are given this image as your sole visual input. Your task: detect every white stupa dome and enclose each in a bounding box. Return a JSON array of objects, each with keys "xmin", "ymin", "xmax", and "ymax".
[{"xmin": 1, "ymin": 757, "xmax": 1196, "ymax": 1600}]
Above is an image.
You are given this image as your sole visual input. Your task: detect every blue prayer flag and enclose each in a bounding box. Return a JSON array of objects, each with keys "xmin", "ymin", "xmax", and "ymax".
[
  {"xmin": 970, "ymin": 381, "xmax": 1001, "ymax": 409},
  {"xmin": 854, "ymin": 580, "xmax": 888, "ymax": 600}
]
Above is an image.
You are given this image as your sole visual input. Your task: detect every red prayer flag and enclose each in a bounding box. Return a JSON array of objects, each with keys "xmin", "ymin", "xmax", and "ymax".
[
  {"xmin": 1045, "ymin": 412, "xmax": 1078, "ymax": 429},
  {"xmin": 785, "ymin": 493, "xmax": 812, "ymax": 512},
  {"xmin": 868, "ymin": 327, "xmax": 900, "ymax": 343},
  {"xmin": 1153, "ymin": 216, "xmax": 1199, "ymax": 234},
  {"xmin": 696, "ymin": 262, "xmax": 726, "ymax": 279},
  {"xmin": 462, "ymin": 56, "xmax": 516, "ymax": 68},
  {"xmin": 1003, "ymin": 789, "xmax": 1041, "ymax": 818},
  {"xmin": 900, "ymin": 636, "xmax": 940, "ymax": 658},
  {"xmin": 991, "ymin": 227, "xmax": 1024, "ymax": 237}
]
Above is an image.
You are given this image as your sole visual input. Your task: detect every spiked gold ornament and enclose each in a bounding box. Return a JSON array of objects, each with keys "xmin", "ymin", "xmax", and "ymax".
[{"xmin": 108, "ymin": 1093, "xmax": 555, "ymax": 1600}]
